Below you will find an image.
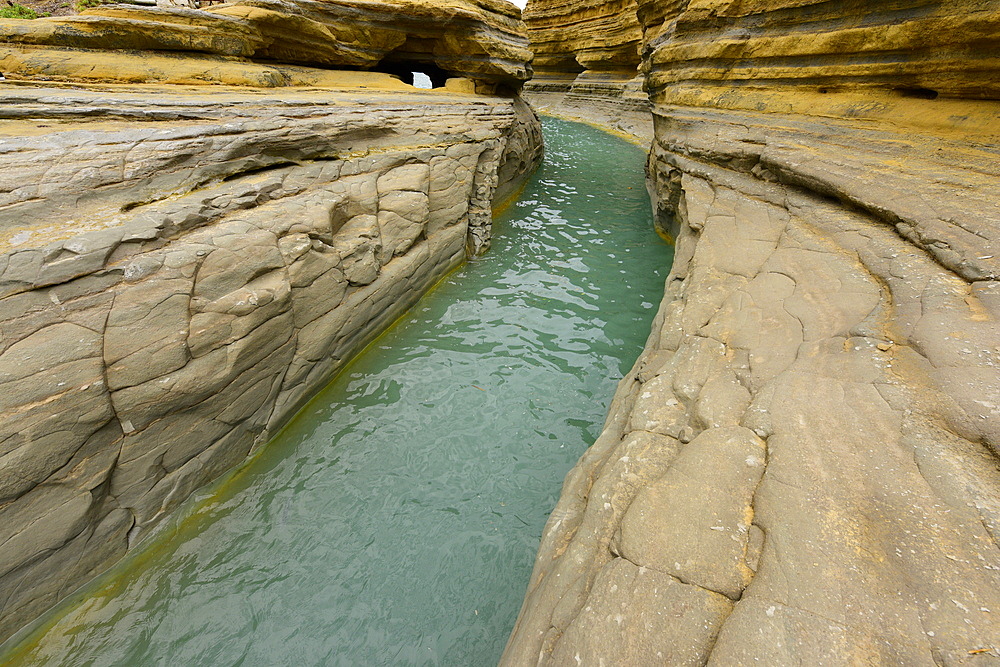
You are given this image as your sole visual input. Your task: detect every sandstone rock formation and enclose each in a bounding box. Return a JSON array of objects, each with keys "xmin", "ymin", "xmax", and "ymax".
[
  {"xmin": 0, "ymin": 0, "xmax": 531, "ymax": 89},
  {"xmin": 525, "ymin": 0, "xmax": 640, "ymax": 74},
  {"xmin": 521, "ymin": 0, "xmax": 650, "ymax": 143},
  {"xmin": 505, "ymin": 1, "xmax": 1000, "ymax": 663},
  {"xmin": 0, "ymin": 0, "xmax": 542, "ymax": 644}
]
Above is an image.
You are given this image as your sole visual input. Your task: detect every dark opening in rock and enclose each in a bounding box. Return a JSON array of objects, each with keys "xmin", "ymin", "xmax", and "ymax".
[
  {"xmin": 373, "ymin": 60, "xmax": 450, "ymax": 88},
  {"xmin": 895, "ymin": 86, "xmax": 939, "ymax": 100}
]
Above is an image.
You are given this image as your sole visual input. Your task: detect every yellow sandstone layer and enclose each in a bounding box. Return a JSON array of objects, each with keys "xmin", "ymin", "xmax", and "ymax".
[
  {"xmin": 0, "ymin": 0, "xmax": 543, "ymax": 644},
  {"xmin": 524, "ymin": 0, "xmax": 641, "ymax": 73},
  {"xmin": 0, "ymin": 0, "xmax": 532, "ymax": 88}
]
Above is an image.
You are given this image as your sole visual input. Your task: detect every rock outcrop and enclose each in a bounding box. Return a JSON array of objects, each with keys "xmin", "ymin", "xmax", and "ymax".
[
  {"xmin": 521, "ymin": 0, "xmax": 650, "ymax": 143},
  {"xmin": 505, "ymin": 1, "xmax": 1000, "ymax": 664},
  {"xmin": 0, "ymin": 0, "xmax": 541, "ymax": 644},
  {"xmin": 0, "ymin": 0, "xmax": 531, "ymax": 89},
  {"xmin": 525, "ymin": 0, "xmax": 640, "ymax": 74}
]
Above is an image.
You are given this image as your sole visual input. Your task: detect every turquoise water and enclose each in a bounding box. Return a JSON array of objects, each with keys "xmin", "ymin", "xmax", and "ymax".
[{"xmin": 2, "ymin": 118, "xmax": 672, "ymax": 665}]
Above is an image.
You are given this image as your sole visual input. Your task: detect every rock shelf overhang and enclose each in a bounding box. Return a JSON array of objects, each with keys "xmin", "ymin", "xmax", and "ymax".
[
  {"xmin": 0, "ymin": 0, "xmax": 542, "ymax": 644},
  {"xmin": 0, "ymin": 0, "xmax": 533, "ymax": 89}
]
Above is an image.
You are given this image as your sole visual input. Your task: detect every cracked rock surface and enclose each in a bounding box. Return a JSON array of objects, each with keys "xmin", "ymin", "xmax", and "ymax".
[
  {"xmin": 0, "ymin": 83, "xmax": 541, "ymax": 644},
  {"xmin": 505, "ymin": 0, "xmax": 1000, "ymax": 663}
]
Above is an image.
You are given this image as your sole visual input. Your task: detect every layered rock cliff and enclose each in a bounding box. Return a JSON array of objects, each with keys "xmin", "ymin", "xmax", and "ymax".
[
  {"xmin": 0, "ymin": 0, "xmax": 532, "ymax": 89},
  {"xmin": 525, "ymin": 0, "xmax": 640, "ymax": 74},
  {"xmin": 521, "ymin": 0, "xmax": 650, "ymax": 142},
  {"xmin": 506, "ymin": 1, "xmax": 1000, "ymax": 663},
  {"xmin": 0, "ymin": 0, "xmax": 541, "ymax": 644}
]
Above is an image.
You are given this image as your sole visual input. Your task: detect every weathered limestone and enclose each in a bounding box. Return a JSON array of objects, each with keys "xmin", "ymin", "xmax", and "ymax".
[
  {"xmin": 0, "ymin": 76, "xmax": 540, "ymax": 649},
  {"xmin": 0, "ymin": 0, "xmax": 531, "ymax": 89},
  {"xmin": 506, "ymin": 1, "xmax": 1000, "ymax": 663},
  {"xmin": 521, "ymin": 0, "xmax": 650, "ymax": 142},
  {"xmin": 524, "ymin": 0, "xmax": 640, "ymax": 74}
]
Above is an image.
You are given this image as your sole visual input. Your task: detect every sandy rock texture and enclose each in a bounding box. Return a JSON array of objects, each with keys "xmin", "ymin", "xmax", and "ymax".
[
  {"xmin": 0, "ymin": 0, "xmax": 541, "ymax": 643},
  {"xmin": 505, "ymin": 1, "xmax": 1000, "ymax": 664},
  {"xmin": 524, "ymin": 0, "xmax": 640, "ymax": 74},
  {"xmin": 0, "ymin": 0, "xmax": 531, "ymax": 89},
  {"xmin": 0, "ymin": 80, "xmax": 541, "ymax": 645},
  {"xmin": 520, "ymin": 0, "xmax": 649, "ymax": 143}
]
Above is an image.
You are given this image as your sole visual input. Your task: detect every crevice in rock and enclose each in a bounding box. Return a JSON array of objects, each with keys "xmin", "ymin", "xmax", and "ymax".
[
  {"xmin": 220, "ymin": 161, "xmax": 299, "ymax": 183},
  {"xmin": 895, "ymin": 86, "xmax": 939, "ymax": 100},
  {"xmin": 613, "ymin": 549, "xmax": 747, "ymax": 603}
]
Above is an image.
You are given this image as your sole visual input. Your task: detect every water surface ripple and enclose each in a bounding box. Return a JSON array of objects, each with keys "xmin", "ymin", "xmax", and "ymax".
[{"xmin": 4, "ymin": 117, "xmax": 672, "ymax": 665}]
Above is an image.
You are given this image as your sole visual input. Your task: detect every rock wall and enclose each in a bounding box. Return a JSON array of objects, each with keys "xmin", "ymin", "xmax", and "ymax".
[
  {"xmin": 505, "ymin": 1, "xmax": 1000, "ymax": 664},
  {"xmin": 0, "ymin": 83, "xmax": 540, "ymax": 645},
  {"xmin": 520, "ymin": 0, "xmax": 650, "ymax": 142},
  {"xmin": 0, "ymin": 0, "xmax": 542, "ymax": 643},
  {"xmin": 0, "ymin": 0, "xmax": 532, "ymax": 89},
  {"xmin": 524, "ymin": 0, "xmax": 640, "ymax": 74}
]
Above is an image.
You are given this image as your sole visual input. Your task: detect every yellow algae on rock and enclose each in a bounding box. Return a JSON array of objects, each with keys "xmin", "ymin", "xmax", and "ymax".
[{"xmin": 0, "ymin": 45, "xmax": 426, "ymax": 87}]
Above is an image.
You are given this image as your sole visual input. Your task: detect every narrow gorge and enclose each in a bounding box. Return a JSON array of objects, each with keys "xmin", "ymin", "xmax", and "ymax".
[
  {"xmin": 0, "ymin": 0, "xmax": 998, "ymax": 663},
  {"xmin": 0, "ymin": 0, "xmax": 544, "ymax": 645},
  {"xmin": 1, "ymin": 117, "xmax": 670, "ymax": 664}
]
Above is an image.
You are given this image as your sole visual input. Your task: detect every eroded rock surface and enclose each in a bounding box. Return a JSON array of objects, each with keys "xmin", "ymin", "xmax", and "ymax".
[
  {"xmin": 525, "ymin": 0, "xmax": 640, "ymax": 74},
  {"xmin": 0, "ymin": 0, "xmax": 531, "ymax": 89},
  {"xmin": 505, "ymin": 1, "xmax": 1000, "ymax": 664},
  {"xmin": 0, "ymin": 82, "xmax": 540, "ymax": 644},
  {"xmin": 521, "ymin": 0, "xmax": 650, "ymax": 143},
  {"xmin": 0, "ymin": 0, "xmax": 542, "ymax": 638}
]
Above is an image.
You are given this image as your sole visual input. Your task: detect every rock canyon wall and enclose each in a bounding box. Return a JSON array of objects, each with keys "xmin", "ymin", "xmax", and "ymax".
[
  {"xmin": 0, "ymin": 0, "xmax": 533, "ymax": 88},
  {"xmin": 506, "ymin": 1, "xmax": 1000, "ymax": 664},
  {"xmin": 0, "ymin": 0, "xmax": 541, "ymax": 643},
  {"xmin": 521, "ymin": 0, "xmax": 651, "ymax": 142}
]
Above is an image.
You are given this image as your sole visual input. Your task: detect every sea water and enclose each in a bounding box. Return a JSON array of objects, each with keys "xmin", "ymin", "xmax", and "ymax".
[{"xmin": 2, "ymin": 117, "xmax": 672, "ymax": 666}]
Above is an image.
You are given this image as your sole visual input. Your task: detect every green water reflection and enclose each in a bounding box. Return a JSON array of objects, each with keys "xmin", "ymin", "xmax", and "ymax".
[{"xmin": 3, "ymin": 117, "xmax": 672, "ymax": 665}]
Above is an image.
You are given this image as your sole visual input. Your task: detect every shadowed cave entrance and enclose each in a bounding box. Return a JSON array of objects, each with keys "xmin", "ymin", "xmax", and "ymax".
[{"xmin": 374, "ymin": 59, "xmax": 451, "ymax": 89}]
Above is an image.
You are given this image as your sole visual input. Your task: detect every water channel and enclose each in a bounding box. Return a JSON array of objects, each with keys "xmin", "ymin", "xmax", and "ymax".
[{"xmin": 2, "ymin": 117, "xmax": 672, "ymax": 665}]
